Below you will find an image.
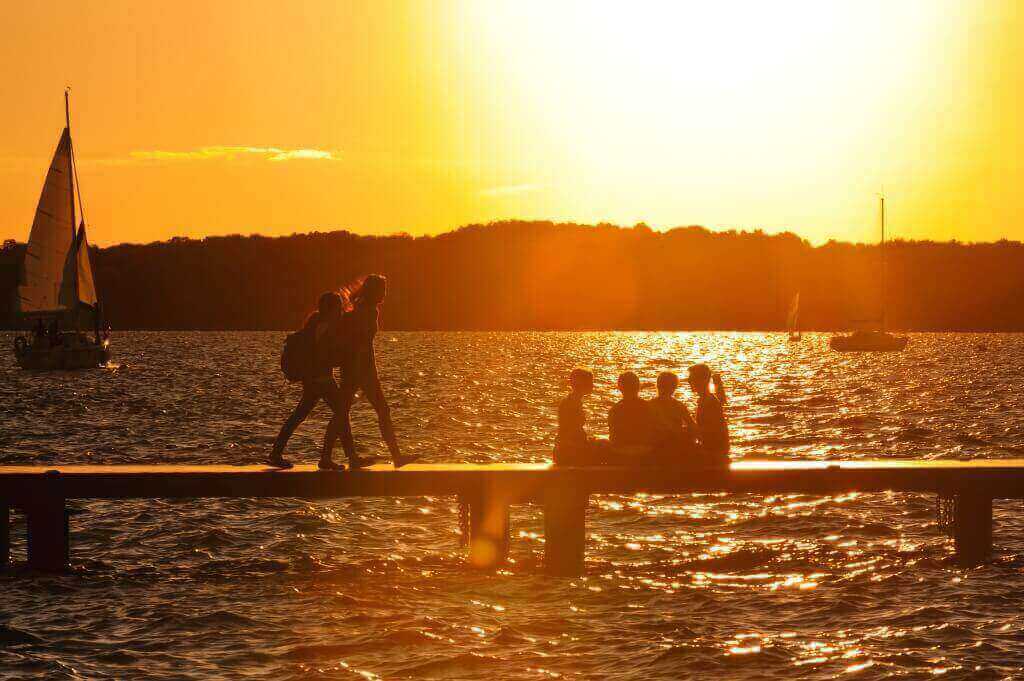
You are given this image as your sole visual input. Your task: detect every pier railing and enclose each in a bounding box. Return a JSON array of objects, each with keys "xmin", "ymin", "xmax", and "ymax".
[{"xmin": 0, "ymin": 460, "xmax": 1016, "ymax": 574}]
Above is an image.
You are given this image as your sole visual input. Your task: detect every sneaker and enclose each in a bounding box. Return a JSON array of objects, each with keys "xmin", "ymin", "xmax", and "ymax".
[
  {"xmin": 266, "ymin": 456, "xmax": 294, "ymax": 470},
  {"xmin": 347, "ymin": 456, "xmax": 378, "ymax": 470},
  {"xmin": 317, "ymin": 459, "xmax": 343, "ymax": 471},
  {"xmin": 393, "ymin": 454, "xmax": 420, "ymax": 469}
]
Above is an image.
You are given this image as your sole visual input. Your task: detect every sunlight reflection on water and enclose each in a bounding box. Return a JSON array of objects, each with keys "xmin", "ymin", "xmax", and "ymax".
[{"xmin": 2, "ymin": 331, "xmax": 1024, "ymax": 679}]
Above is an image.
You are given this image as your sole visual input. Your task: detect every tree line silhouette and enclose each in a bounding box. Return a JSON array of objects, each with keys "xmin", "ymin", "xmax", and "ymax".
[{"xmin": 3, "ymin": 221, "xmax": 1024, "ymax": 331}]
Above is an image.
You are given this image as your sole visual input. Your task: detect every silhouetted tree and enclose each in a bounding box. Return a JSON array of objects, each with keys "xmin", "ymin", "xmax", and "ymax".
[{"xmin": 3, "ymin": 221, "xmax": 1024, "ymax": 330}]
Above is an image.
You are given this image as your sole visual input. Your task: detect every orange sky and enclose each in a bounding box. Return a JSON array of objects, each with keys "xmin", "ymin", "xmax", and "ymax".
[{"xmin": 1, "ymin": 0, "xmax": 1021, "ymax": 246}]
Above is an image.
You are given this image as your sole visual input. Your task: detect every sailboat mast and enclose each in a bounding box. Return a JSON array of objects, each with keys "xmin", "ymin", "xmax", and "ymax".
[
  {"xmin": 65, "ymin": 89, "xmax": 75, "ymax": 239},
  {"xmin": 880, "ymin": 196, "xmax": 886, "ymax": 332},
  {"xmin": 65, "ymin": 88, "xmax": 80, "ymax": 329}
]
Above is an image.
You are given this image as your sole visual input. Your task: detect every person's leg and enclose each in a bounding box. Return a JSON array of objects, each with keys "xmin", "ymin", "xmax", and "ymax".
[
  {"xmin": 363, "ymin": 379, "xmax": 418, "ymax": 466},
  {"xmin": 271, "ymin": 384, "xmax": 319, "ymax": 464},
  {"xmin": 320, "ymin": 380, "xmax": 358, "ymax": 468},
  {"xmin": 362, "ymin": 382, "xmax": 398, "ymax": 454}
]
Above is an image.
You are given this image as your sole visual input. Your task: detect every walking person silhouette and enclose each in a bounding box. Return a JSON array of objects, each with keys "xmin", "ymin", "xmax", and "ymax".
[
  {"xmin": 332, "ymin": 274, "xmax": 418, "ymax": 468},
  {"xmin": 269, "ymin": 291, "xmax": 375, "ymax": 470}
]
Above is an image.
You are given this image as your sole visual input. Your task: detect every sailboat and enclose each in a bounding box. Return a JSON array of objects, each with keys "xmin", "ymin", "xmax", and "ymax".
[
  {"xmin": 11, "ymin": 91, "xmax": 110, "ymax": 370},
  {"xmin": 830, "ymin": 196, "xmax": 908, "ymax": 353},
  {"xmin": 787, "ymin": 292, "xmax": 801, "ymax": 342}
]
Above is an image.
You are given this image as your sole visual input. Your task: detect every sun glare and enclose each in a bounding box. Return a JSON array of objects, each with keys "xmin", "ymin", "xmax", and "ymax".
[{"xmin": 455, "ymin": 0, "xmax": 975, "ymax": 242}]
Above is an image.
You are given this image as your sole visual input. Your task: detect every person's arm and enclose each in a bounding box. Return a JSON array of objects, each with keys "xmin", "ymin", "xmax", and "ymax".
[
  {"xmin": 712, "ymin": 373, "xmax": 727, "ymax": 406},
  {"xmin": 347, "ymin": 308, "xmax": 373, "ymax": 384},
  {"xmin": 681, "ymin": 403, "xmax": 697, "ymax": 430},
  {"xmin": 696, "ymin": 396, "xmax": 726, "ymax": 449},
  {"xmin": 555, "ymin": 398, "xmax": 567, "ymax": 435},
  {"xmin": 608, "ymin": 405, "xmax": 619, "ymax": 446},
  {"xmin": 558, "ymin": 398, "xmax": 585, "ymax": 444},
  {"xmin": 573, "ymin": 400, "xmax": 587, "ymax": 441}
]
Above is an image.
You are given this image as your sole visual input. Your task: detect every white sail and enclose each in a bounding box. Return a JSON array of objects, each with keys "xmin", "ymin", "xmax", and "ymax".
[
  {"xmin": 787, "ymin": 292, "xmax": 800, "ymax": 332},
  {"xmin": 17, "ymin": 128, "xmax": 76, "ymax": 314},
  {"xmin": 75, "ymin": 224, "xmax": 97, "ymax": 306}
]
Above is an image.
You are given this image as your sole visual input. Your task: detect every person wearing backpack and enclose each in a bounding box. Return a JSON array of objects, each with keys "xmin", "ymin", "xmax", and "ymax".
[{"xmin": 270, "ymin": 291, "xmax": 373, "ymax": 470}]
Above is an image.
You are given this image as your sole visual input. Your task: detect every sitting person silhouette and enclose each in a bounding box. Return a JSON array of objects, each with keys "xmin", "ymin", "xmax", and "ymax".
[
  {"xmin": 554, "ymin": 368, "xmax": 608, "ymax": 465},
  {"xmin": 687, "ymin": 364, "xmax": 730, "ymax": 466},
  {"xmin": 608, "ymin": 371, "xmax": 657, "ymax": 456},
  {"xmin": 649, "ymin": 371, "xmax": 698, "ymax": 457}
]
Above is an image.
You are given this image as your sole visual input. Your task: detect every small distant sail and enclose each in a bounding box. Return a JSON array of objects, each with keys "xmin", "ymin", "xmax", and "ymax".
[
  {"xmin": 787, "ymin": 292, "xmax": 800, "ymax": 332},
  {"xmin": 17, "ymin": 128, "xmax": 76, "ymax": 314}
]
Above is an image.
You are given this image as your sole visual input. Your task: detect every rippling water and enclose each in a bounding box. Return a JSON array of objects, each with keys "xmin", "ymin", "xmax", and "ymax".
[{"xmin": 2, "ymin": 332, "xmax": 1024, "ymax": 679}]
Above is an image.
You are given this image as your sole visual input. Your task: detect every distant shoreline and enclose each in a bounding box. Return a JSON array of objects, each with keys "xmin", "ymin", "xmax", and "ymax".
[
  {"xmin": 2, "ymin": 328, "xmax": 1019, "ymax": 334},
  {"xmin": 5, "ymin": 220, "xmax": 1024, "ymax": 332}
]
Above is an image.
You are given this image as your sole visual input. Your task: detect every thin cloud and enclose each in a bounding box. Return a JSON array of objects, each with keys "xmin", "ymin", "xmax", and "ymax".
[
  {"xmin": 479, "ymin": 183, "xmax": 541, "ymax": 198},
  {"xmin": 268, "ymin": 149, "xmax": 334, "ymax": 161},
  {"xmin": 128, "ymin": 146, "xmax": 339, "ymax": 162}
]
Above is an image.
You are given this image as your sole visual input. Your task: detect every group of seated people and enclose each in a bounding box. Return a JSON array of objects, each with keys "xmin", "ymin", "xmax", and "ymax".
[{"xmin": 554, "ymin": 363, "xmax": 730, "ymax": 467}]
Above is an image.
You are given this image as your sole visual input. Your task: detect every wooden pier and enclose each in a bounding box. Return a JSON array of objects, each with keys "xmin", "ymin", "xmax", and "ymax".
[{"xmin": 1, "ymin": 459, "xmax": 1020, "ymax": 574}]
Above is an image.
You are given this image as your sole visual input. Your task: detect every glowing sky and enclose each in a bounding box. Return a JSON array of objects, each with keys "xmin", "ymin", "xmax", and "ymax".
[{"xmin": 0, "ymin": 1, "xmax": 1020, "ymax": 246}]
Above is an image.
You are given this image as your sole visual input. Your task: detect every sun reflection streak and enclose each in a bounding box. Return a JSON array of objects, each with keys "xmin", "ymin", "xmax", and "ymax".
[{"xmin": 845, "ymin": 661, "xmax": 875, "ymax": 673}]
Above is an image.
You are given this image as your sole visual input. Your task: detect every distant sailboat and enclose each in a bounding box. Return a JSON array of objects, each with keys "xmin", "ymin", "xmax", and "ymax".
[
  {"xmin": 787, "ymin": 292, "xmax": 801, "ymax": 342},
  {"xmin": 12, "ymin": 90, "xmax": 110, "ymax": 369},
  {"xmin": 830, "ymin": 196, "xmax": 908, "ymax": 353}
]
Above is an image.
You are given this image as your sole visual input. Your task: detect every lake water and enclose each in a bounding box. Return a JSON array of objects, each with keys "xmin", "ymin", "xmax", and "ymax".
[{"xmin": 2, "ymin": 331, "xmax": 1024, "ymax": 679}]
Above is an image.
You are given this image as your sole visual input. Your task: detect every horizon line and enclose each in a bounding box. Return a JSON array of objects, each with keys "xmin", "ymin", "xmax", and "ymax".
[{"xmin": 4, "ymin": 219, "xmax": 1020, "ymax": 252}]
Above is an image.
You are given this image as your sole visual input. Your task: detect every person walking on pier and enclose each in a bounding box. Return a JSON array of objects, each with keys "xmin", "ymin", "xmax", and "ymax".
[
  {"xmin": 269, "ymin": 291, "xmax": 371, "ymax": 470},
  {"xmin": 332, "ymin": 274, "xmax": 417, "ymax": 468},
  {"xmin": 687, "ymin": 364, "xmax": 730, "ymax": 466}
]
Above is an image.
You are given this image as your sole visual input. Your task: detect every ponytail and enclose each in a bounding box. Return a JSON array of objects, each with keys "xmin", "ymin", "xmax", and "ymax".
[{"xmin": 300, "ymin": 310, "xmax": 320, "ymax": 332}]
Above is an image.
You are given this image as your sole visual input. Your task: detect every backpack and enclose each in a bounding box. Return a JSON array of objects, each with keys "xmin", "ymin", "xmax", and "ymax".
[{"xmin": 280, "ymin": 326, "xmax": 316, "ymax": 382}]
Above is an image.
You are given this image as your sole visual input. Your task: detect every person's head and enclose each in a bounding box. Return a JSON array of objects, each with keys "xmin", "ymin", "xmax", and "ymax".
[
  {"xmin": 656, "ymin": 371, "xmax": 679, "ymax": 397},
  {"xmin": 303, "ymin": 291, "xmax": 344, "ymax": 330},
  {"xmin": 688, "ymin": 363, "xmax": 712, "ymax": 395},
  {"xmin": 350, "ymin": 274, "xmax": 388, "ymax": 307},
  {"xmin": 617, "ymin": 371, "xmax": 640, "ymax": 398},
  {"xmin": 318, "ymin": 291, "xmax": 344, "ymax": 319},
  {"xmin": 568, "ymin": 368, "xmax": 594, "ymax": 396}
]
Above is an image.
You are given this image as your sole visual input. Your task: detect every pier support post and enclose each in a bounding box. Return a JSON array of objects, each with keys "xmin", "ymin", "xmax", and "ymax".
[
  {"xmin": 0, "ymin": 505, "xmax": 8, "ymax": 568},
  {"xmin": 544, "ymin": 487, "xmax": 588, "ymax": 576},
  {"xmin": 25, "ymin": 495, "xmax": 69, "ymax": 572},
  {"xmin": 953, "ymin": 494, "xmax": 992, "ymax": 566},
  {"xmin": 467, "ymin": 491, "xmax": 510, "ymax": 569}
]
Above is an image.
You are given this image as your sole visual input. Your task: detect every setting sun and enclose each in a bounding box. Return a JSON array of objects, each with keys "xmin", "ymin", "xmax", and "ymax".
[{"xmin": 453, "ymin": 0, "xmax": 1010, "ymax": 243}]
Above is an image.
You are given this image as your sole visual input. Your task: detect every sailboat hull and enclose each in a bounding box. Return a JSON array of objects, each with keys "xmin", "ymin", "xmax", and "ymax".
[
  {"xmin": 830, "ymin": 333, "xmax": 908, "ymax": 353},
  {"xmin": 13, "ymin": 336, "xmax": 110, "ymax": 370}
]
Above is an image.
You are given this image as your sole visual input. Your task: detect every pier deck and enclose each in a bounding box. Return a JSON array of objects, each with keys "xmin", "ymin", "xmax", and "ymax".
[{"xmin": 2, "ymin": 459, "xmax": 1021, "ymax": 573}]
